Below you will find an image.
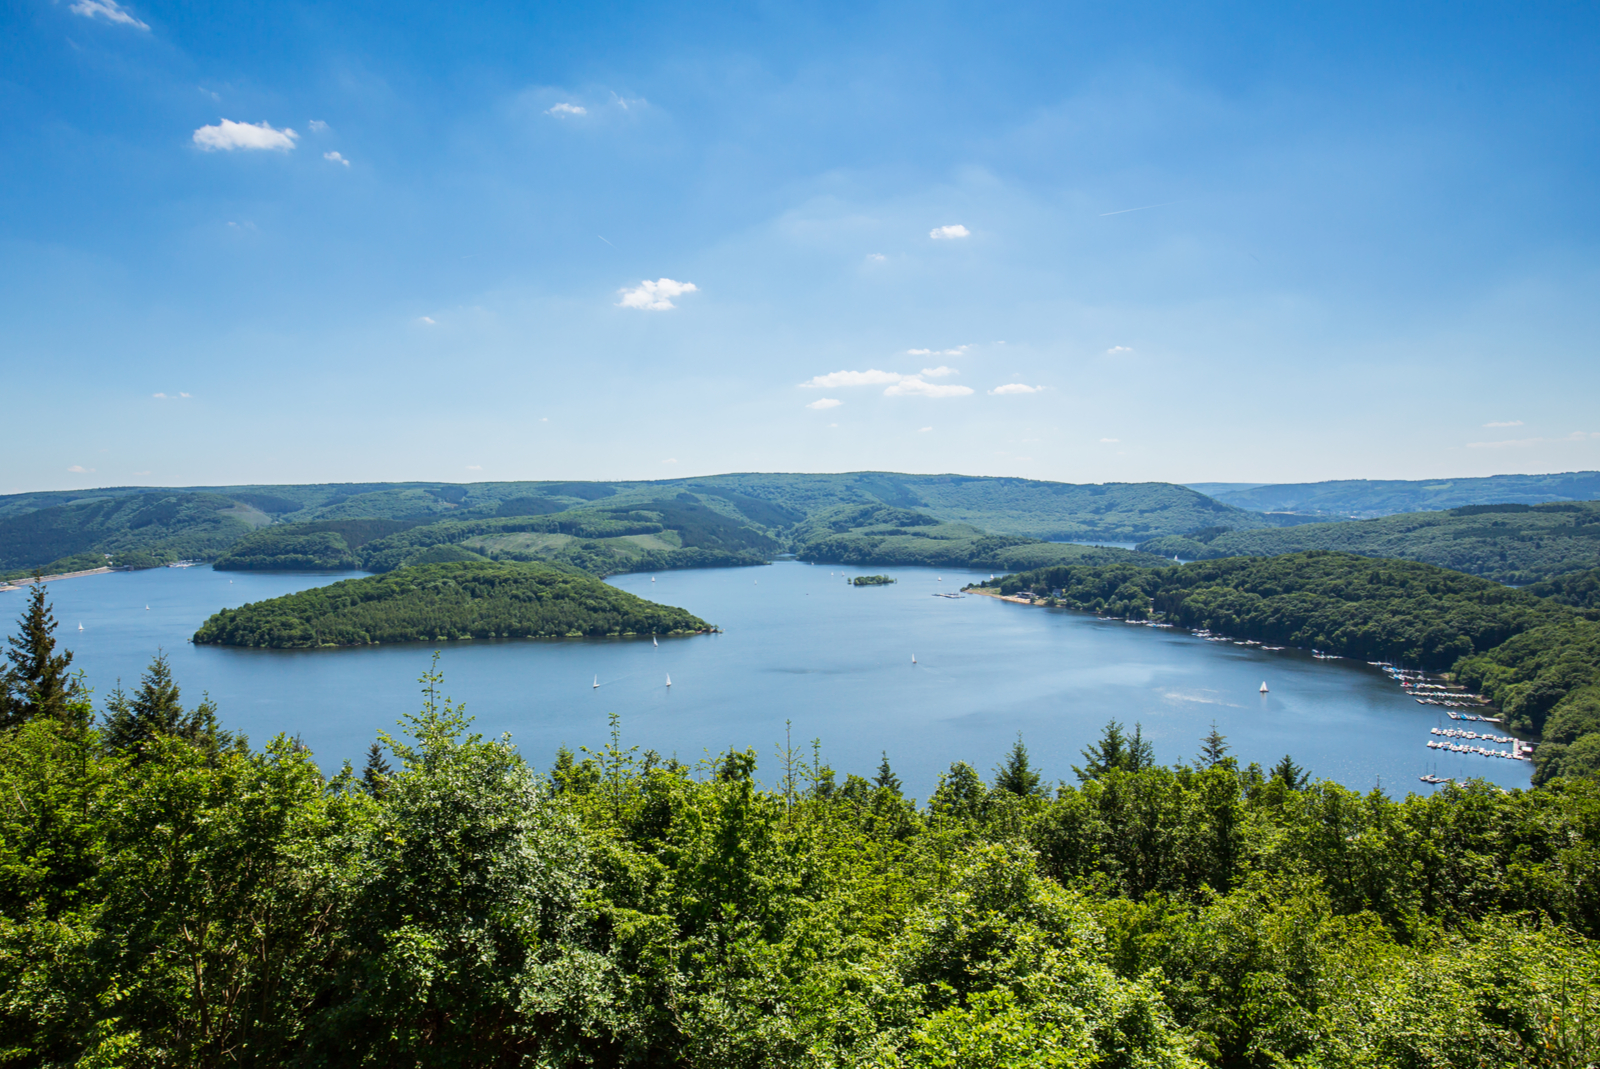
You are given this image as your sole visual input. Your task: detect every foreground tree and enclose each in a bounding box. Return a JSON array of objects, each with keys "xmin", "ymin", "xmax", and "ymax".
[
  {"xmin": 1, "ymin": 579, "xmax": 82, "ymax": 728},
  {"xmin": 100, "ymin": 651, "xmax": 233, "ymax": 760},
  {"xmin": 993, "ymin": 733, "xmax": 1045, "ymax": 796}
]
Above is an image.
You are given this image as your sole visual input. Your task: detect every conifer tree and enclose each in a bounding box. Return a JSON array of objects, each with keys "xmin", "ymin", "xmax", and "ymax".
[
  {"xmin": 1270, "ymin": 753, "xmax": 1308, "ymax": 789},
  {"xmin": 1197, "ymin": 720, "xmax": 1232, "ymax": 769},
  {"xmin": 873, "ymin": 750, "xmax": 901, "ymax": 794},
  {"xmin": 362, "ymin": 741, "xmax": 393, "ymax": 798},
  {"xmin": 2, "ymin": 578, "xmax": 81, "ymax": 728},
  {"xmin": 993, "ymin": 733, "xmax": 1044, "ymax": 796},
  {"xmin": 1075, "ymin": 720, "xmax": 1128, "ymax": 781},
  {"xmin": 101, "ymin": 651, "xmax": 232, "ymax": 759}
]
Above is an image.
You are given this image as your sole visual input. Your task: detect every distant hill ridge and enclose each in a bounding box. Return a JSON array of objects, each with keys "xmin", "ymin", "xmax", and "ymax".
[{"xmin": 1198, "ymin": 471, "xmax": 1600, "ymax": 518}]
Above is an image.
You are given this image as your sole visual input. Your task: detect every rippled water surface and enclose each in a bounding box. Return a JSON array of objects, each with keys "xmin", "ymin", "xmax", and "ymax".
[{"xmin": 12, "ymin": 562, "xmax": 1531, "ymax": 798}]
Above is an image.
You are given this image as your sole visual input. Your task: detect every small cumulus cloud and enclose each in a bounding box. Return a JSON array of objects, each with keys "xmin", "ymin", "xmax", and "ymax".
[
  {"xmin": 69, "ymin": 0, "xmax": 148, "ymax": 29},
  {"xmin": 989, "ymin": 383, "xmax": 1044, "ymax": 395},
  {"xmin": 308, "ymin": 119, "xmax": 329, "ymax": 132},
  {"xmin": 930, "ymin": 224, "xmax": 970, "ymax": 239},
  {"xmin": 662, "ymin": 458, "xmax": 678, "ymax": 464},
  {"xmin": 1484, "ymin": 420, "xmax": 1524, "ymax": 428},
  {"xmin": 466, "ymin": 465, "xmax": 482, "ymax": 471},
  {"xmin": 547, "ymin": 102, "xmax": 588, "ymax": 117},
  {"xmin": 417, "ymin": 316, "xmax": 436, "ymax": 325},
  {"xmin": 324, "ymin": 151, "xmax": 350, "ymax": 166},
  {"xmin": 539, "ymin": 417, "xmax": 548, "ymax": 422},
  {"xmin": 918, "ymin": 426, "xmax": 932, "ymax": 433},
  {"xmin": 920, "ymin": 366, "xmax": 959, "ymax": 378},
  {"xmin": 1100, "ymin": 438, "xmax": 1120, "ymax": 443},
  {"xmin": 1105, "ymin": 346, "xmax": 1133, "ymax": 355},
  {"xmin": 618, "ymin": 278, "xmax": 697, "ymax": 310},
  {"xmin": 806, "ymin": 398, "xmax": 843, "ymax": 410},
  {"xmin": 179, "ymin": 392, "xmax": 191, "ymax": 398},
  {"xmin": 193, "ymin": 119, "xmax": 298, "ymax": 152},
  {"xmin": 866, "ymin": 253, "xmax": 886, "ymax": 262},
  {"xmin": 884, "ymin": 378, "xmax": 973, "ymax": 398},
  {"xmin": 801, "ymin": 369, "xmax": 905, "ymax": 388},
  {"xmin": 908, "ymin": 346, "xmax": 968, "ymax": 358},
  {"xmin": 67, "ymin": 465, "xmax": 95, "ymax": 473}
]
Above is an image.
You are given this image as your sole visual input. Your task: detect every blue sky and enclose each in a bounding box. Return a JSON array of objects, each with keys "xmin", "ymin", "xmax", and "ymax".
[{"xmin": 3, "ymin": 0, "xmax": 1598, "ymax": 493}]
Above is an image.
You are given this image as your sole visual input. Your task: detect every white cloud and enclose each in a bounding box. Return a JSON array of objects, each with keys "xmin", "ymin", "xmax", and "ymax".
[
  {"xmin": 1105, "ymin": 345, "xmax": 1133, "ymax": 355},
  {"xmin": 466, "ymin": 465, "xmax": 483, "ymax": 471},
  {"xmin": 806, "ymin": 398, "xmax": 843, "ymax": 410},
  {"xmin": 989, "ymin": 383, "xmax": 1044, "ymax": 395},
  {"xmin": 308, "ymin": 119, "xmax": 329, "ymax": 132},
  {"xmin": 920, "ymin": 366, "xmax": 959, "ymax": 378},
  {"xmin": 884, "ymin": 378, "xmax": 974, "ymax": 398},
  {"xmin": 179, "ymin": 392, "xmax": 191, "ymax": 398},
  {"xmin": 918, "ymin": 426, "xmax": 932, "ymax": 433},
  {"xmin": 69, "ymin": 0, "xmax": 148, "ymax": 29},
  {"xmin": 800, "ymin": 369, "xmax": 905, "ymax": 388},
  {"xmin": 866, "ymin": 253, "xmax": 886, "ymax": 262},
  {"xmin": 417, "ymin": 316, "xmax": 436, "ymax": 325},
  {"xmin": 324, "ymin": 151, "xmax": 350, "ymax": 167},
  {"xmin": 662, "ymin": 458, "xmax": 678, "ymax": 464},
  {"xmin": 547, "ymin": 102, "xmax": 588, "ymax": 117},
  {"xmin": 930, "ymin": 224, "xmax": 970, "ymax": 239},
  {"xmin": 152, "ymin": 392, "xmax": 166, "ymax": 399},
  {"xmin": 908, "ymin": 347, "xmax": 967, "ymax": 358},
  {"xmin": 193, "ymin": 119, "xmax": 298, "ymax": 152},
  {"xmin": 539, "ymin": 417, "xmax": 548, "ymax": 422},
  {"xmin": 618, "ymin": 278, "xmax": 697, "ymax": 310},
  {"xmin": 1484, "ymin": 420, "xmax": 1524, "ymax": 428},
  {"xmin": 67, "ymin": 465, "xmax": 94, "ymax": 473},
  {"xmin": 1100, "ymin": 438, "xmax": 1120, "ymax": 443}
]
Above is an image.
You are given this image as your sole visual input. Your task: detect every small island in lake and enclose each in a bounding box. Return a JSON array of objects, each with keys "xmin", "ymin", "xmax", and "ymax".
[
  {"xmin": 851, "ymin": 574, "xmax": 896, "ymax": 586},
  {"xmin": 192, "ymin": 561, "xmax": 713, "ymax": 648}
]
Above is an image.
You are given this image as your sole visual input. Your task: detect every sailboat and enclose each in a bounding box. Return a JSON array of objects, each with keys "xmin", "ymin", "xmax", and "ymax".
[
  {"xmin": 651, "ymin": 576, "xmax": 655, "ymax": 582},
  {"xmin": 78, "ymin": 623, "xmax": 84, "ymax": 631},
  {"xmin": 665, "ymin": 674, "xmax": 672, "ymax": 688},
  {"xmin": 911, "ymin": 654, "xmax": 917, "ymax": 664},
  {"xmin": 144, "ymin": 605, "xmax": 149, "ymax": 611},
  {"xmin": 592, "ymin": 675, "xmax": 599, "ymax": 689},
  {"xmin": 1259, "ymin": 681, "xmax": 1269, "ymax": 694},
  {"xmin": 652, "ymin": 635, "xmax": 658, "ymax": 647}
]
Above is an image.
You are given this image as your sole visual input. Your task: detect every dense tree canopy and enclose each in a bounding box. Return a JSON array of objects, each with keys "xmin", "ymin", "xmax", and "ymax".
[{"xmin": 193, "ymin": 561, "xmax": 714, "ymax": 648}]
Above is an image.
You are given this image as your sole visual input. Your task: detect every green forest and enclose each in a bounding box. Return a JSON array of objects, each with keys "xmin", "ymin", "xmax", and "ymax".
[
  {"xmin": 982, "ymin": 552, "xmax": 1600, "ymax": 786},
  {"xmin": 4, "ymin": 589, "xmax": 1600, "ymax": 1066},
  {"xmin": 1137, "ymin": 501, "xmax": 1600, "ymax": 584},
  {"xmin": 0, "ymin": 493, "xmax": 272, "ymax": 579},
  {"xmin": 192, "ymin": 561, "xmax": 713, "ymax": 647}
]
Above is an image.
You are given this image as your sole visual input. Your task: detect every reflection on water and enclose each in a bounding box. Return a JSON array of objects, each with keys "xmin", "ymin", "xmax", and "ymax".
[{"xmin": 10, "ymin": 561, "xmax": 1532, "ymax": 799}]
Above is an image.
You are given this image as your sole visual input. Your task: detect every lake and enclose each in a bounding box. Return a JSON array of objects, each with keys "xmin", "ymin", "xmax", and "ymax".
[{"xmin": 7, "ymin": 562, "xmax": 1532, "ymax": 798}]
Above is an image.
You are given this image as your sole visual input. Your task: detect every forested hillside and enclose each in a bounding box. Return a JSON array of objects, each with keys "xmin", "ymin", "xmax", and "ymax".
[
  {"xmin": 0, "ymin": 472, "xmax": 1286, "ymax": 577},
  {"xmin": 1208, "ymin": 471, "xmax": 1600, "ymax": 517},
  {"xmin": 1137, "ymin": 501, "xmax": 1600, "ymax": 584},
  {"xmin": 0, "ymin": 492, "xmax": 271, "ymax": 578},
  {"xmin": 4, "ymin": 610, "xmax": 1600, "ymax": 1065},
  {"xmin": 193, "ymin": 561, "xmax": 712, "ymax": 647},
  {"xmin": 790, "ymin": 503, "xmax": 1174, "ymax": 571},
  {"xmin": 983, "ymin": 552, "xmax": 1600, "ymax": 786}
]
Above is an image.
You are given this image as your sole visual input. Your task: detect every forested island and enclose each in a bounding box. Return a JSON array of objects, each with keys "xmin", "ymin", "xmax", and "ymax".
[
  {"xmin": 192, "ymin": 561, "xmax": 713, "ymax": 647},
  {"xmin": 3, "ymin": 588, "xmax": 1599, "ymax": 1065},
  {"xmin": 979, "ymin": 551, "xmax": 1600, "ymax": 784},
  {"xmin": 851, "ymin": 574, "xmax": 895, "ymax": 585}
]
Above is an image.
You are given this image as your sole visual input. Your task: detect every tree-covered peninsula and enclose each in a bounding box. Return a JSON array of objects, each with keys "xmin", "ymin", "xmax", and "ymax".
[
  {"xmin": 192, "ymin": 561, "xmax": 712, "ymax": 647},
  {"xmin": 982, "ymin": 551, "xmax": 1600, "ymax": 785}
]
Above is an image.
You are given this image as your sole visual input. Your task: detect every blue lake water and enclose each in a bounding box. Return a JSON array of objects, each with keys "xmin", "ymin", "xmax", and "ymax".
[{"xmin": 7, "ymin": 562, "xmax": 1532, "ymax": 799}]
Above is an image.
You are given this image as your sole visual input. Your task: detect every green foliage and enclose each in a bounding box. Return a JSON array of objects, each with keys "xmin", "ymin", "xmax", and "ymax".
[
  {"xmin": 1073, "ymin": 719, "xmax": 1156, "ymax": 782},
  {"xmin": 213, "ymin": 518, "xmax": 424, "ymax": 571},
  {"xmin": 852, "ymin": 574, "xmax": 896, "ymax": 585},
  {"xmin": 192, "ymin": 561, "xmax": 714, "ymax": 647},
  {"xmin": 1138, "ymin": 500, "xmax": 1600, "ymax": 585},
  {"xmin": 1531, "ymin": 566, "xmax": 1600, "ymax": 611}
]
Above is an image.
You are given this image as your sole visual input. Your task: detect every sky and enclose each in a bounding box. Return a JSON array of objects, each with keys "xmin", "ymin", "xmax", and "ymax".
[{"xmin": 2, "ymin": 0, "xmax": 1598, "ymax": 493}]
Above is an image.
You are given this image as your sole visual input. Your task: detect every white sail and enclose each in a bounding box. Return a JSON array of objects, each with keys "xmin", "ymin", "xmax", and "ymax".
[
  {"xmin": 593, "ymin": 676, "xmax": 599, "ymax": 689},
  {"xmin": 1259, "ymin": 681, "xmax": 1269, "ymax": 694},
  {"xmin": 653, "ymin": 635, "xmax": 658, "ymax": 647},
  {"xmin": 666, "ymin": 674, "xmax": 672, "ymax": 687}
]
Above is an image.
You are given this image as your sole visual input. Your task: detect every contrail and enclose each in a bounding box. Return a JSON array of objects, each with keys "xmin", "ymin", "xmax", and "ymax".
[
  {"xmin": 598, "ymin": 235, "xmax": 617, "ymax": 248},
  {"xmin": 1098, "ymin": 202, "xmax": 1175, "ymax": 217}
]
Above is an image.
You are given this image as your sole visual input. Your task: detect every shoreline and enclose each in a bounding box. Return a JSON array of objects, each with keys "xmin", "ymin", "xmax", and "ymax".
[{"xmin": 0, "ymin": 566, "xmax": 115, "ymax": 592}]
